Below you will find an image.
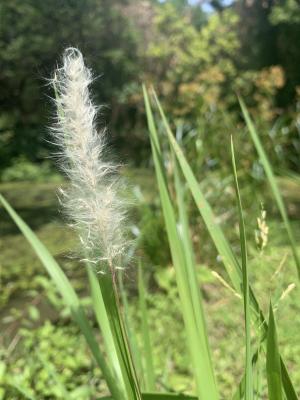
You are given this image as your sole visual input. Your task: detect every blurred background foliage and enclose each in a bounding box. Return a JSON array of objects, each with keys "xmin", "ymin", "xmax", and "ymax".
[{"xmin": 1, "ymin": 0, "xmax": 300, "ymax": 173}]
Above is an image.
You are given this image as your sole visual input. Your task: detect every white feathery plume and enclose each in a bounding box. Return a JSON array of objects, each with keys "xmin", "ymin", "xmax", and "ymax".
[{"xmin": 51, "ymin": 48, "xmax": 128, "ymax": 272}]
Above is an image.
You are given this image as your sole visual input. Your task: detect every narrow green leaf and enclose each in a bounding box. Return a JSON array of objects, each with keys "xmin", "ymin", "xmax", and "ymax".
[
  {"xmin": 172, "ymin": 154, "xmax": 216, "ymax": 389},
  {"xmin": 138, "ymin": 261, "xmax": 155, "ymax": 391},
  {"xmin": 231, "ymin": 138, "xmax": 252, "ymax": 400},
  {"xmin": 0, "ymin": 194, "xmax": 122, "ymax": 400},
  {"xmin": 266, "ymin": 303, "xmax": 283, "ymax": 400},
  {"xmin": 143, "ymin": 85, "xmax": 219, "ymax": 400},
  {"xmin": 239, "ymin": 97, "xmax": 300, "ymax": 279},
  {"xmin": 118, "ymin": 271, "xmax": 144, "ymax": 387},
  {"xmin": 98, "ymin": 273, "xmax": 142, "ymax": 400},
  {"xmin": 87, "ymin": 266, "xmax": 127, "ymax": 395},
  {"xmin": 279, "ymin": 360, "xmax": 298, "ymax": 400}
]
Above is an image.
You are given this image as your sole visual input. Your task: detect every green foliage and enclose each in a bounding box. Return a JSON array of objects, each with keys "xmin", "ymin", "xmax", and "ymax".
[
  {"xmin": 0, "ymin": 157, "xmax": 61, "ymax": 182},
  {"xmin": 270, "ymin": 0, "xmax": 300, "ymax": 105},
  {"xmin": 144, "ymin": 87, "xmax": 299, "ymax": 398},
  {"xmin": 143, "ymin": 5, "xmax": 240, "ymax": 117},
  {"xmin": 138, "ymin": 203, "xmax": 171, "ymax": 266},
  {"xmin": 1, "ymin": 183, "xmax": 300, "ymax": 397},
  {"xmin": 3, "ymin": 322, "xmax": 97, "ymax": 399},
  {"xmin": 1, "ymin": 0, "xmax": 300, "ymax": 171},
  {"xmin": 1, "ymin": 160, "xmax": 300, "ymax": 397},
  {"xmin": 271, "ymin": 0, "xmax": 300, "ymax": 24},
  {"xmin": 0, "ymin": 0, "xmax": 139, "ymax": 167}
]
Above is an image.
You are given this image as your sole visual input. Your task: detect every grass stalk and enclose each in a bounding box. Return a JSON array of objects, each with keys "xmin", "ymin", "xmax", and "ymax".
[
  {"xmin": 87, "ymin": 265, "xmax": 127, "ymax": 393},
  {"xmin": 231, "ymin": 138, "xmax": 253, "ymax": 400},
  {"xmin": 97, "ymin": 272, "xmax": 142, "ymax": 400}
]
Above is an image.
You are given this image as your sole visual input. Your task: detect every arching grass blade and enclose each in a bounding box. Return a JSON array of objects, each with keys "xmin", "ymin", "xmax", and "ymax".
[
  {"xmin": 231, "ymin": 138, "xmax": 253, "ymax": 400},
  {"xmin": 143, "ymin": 85, "xmax": 219, "ymax": 400}
]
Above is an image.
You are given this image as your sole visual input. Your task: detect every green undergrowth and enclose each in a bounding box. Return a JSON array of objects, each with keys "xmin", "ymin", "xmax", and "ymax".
[{"xmin": 1, "ymin": 175, "xmax": 300, "ymax": 398}]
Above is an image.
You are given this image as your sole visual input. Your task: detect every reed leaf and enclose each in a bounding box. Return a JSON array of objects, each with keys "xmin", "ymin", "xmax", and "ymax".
[
  {"xmin": 97, "ymin": 273, "xmax": 142, "ymax": 400},
  {"xmin": 143, "ymin": 85, "xmax": 219, "ymax": 400},
  {"xmin": 231, "ymin": 138, "xmax": 253, "ymax": 400},
  {"xmin": 87, "ymin": 265, "xmax": 127, "ymax": 394}
]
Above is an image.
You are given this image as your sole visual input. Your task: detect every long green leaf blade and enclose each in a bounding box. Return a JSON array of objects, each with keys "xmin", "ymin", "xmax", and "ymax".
[
  {"xmin": 98, "ymin": 273, "xmax": 142, "ymax": 400},
  {"xmin": 172, "ymin": 154, "xmax": 216, "ymax": 389},
  {"xmin": 266, "ymin": 303, "xmax": 283, "ymax": 400},
  {"xmin": 231, "ymin": 138, "xmax": 253, "ymax": 400},
  {"xmin": 143, "ymin": 85, "xmax": 219, "ymax": 400},
  {"xmin": 87, "ymin": 266, "xmax": 127, "ymax": 395}
]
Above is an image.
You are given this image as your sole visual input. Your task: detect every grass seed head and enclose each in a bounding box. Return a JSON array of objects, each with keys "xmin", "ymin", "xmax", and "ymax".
[{"xmin": 51, "ymin": 48, "xmax": 129, "ymax": 271}]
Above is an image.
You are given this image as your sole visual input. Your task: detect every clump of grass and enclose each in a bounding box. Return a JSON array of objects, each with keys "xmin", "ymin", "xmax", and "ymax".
[{"xmin": 0, "ymin": 49, "xmax": 298, "ymax": 400}]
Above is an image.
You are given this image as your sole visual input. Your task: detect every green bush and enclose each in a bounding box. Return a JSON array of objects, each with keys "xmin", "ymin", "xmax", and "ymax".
[{"xmin": 1, "ymin": 157, "xmax": 61, "ymax": 183}]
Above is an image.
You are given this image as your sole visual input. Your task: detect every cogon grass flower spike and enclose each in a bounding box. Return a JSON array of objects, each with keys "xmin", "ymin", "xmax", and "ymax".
[{"xmin": 52, "ymin": 48, "xmax": 128, "ymax": 272}]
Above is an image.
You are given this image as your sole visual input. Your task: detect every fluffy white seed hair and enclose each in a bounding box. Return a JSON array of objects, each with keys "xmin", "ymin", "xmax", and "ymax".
[{"xmin": 52, "ymin": 48, "xmax": 128, "ymax": 271}]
